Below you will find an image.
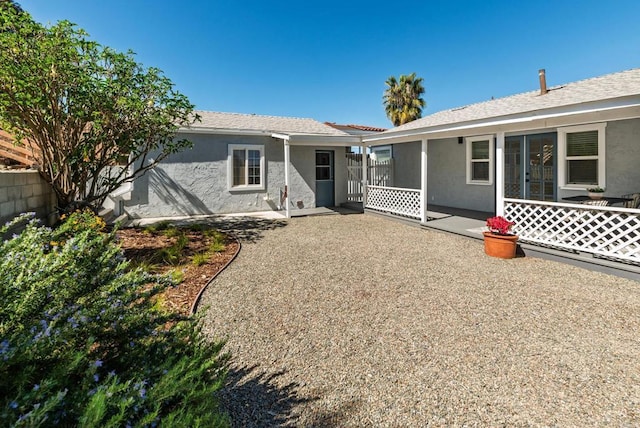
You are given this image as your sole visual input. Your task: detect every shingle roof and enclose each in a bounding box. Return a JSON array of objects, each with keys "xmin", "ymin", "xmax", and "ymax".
[
  {"xmin": 189, "ymin": 111, "xmax": 350, "ymax": 136},
  {"xmin": 390, "ymin": 68, "xmax": 640, "ymax": 133},
  {"xmin": 324, "ymin": 122, "xmax": 387, "ymax": 132}
]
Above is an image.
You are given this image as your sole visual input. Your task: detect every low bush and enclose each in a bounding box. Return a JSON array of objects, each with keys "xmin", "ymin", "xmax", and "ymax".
[
  {"xmin": 205, "ymin": 230, "xmax": 227, "ymax": 253},
  {"xmin": 0, "ymin": 212, "xmax": 229, "ymax": 427},
  {"xmin": 191, "ymin": 253, "xmax": 209, "ymax": 267},
  {"xmin": 152, "ymin": 233, "xmax": 189, "ymax": 266}
]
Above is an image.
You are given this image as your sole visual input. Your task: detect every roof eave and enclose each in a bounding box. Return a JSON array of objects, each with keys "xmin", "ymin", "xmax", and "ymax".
[
  {"xmin": 178, "ymin": 126, "xmax": 273, "ymax": 136},
  {"xmin": 363, "ymin": 96, "xmax": 640, "ymax": 145},
  {"xmin": 273, "ymin": 133, "xmax": 362, "ymax": 146}
]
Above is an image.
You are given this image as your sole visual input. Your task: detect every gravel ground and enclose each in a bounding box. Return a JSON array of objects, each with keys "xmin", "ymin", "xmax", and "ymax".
[{"xmin": 198, "ymin": 213, "xmax": 640, "ymax": 427}]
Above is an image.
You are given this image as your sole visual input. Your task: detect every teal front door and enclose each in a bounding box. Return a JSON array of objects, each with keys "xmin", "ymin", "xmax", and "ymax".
[{"xmin": 315, "ymin": 150, "xmax": 334, "ymax": 207}]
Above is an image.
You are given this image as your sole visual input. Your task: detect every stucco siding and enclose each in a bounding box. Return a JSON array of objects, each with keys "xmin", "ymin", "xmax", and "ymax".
[
  {"xmin": 426, "ymin": 138, "xmax": 495, "ymax": 212},
  {"xmin": 124, "ymin": 133, "xmax": 347, "ymax": 218},
  {"xmin": 334, "ymin": 148, "xmax": 348, "ymax": 205},
  {"xmin": 287, "ymin": 146, "xmax": 347, "ymax": 209},
  {"xmin": 603, "ymin": 118, "xmax": 640, "ymax": 196},
  {"xmin": 390, "ymin": 139, "xmax": 495, "ymax": 212},
  {"xmin": 126, "ymin": 134, "xmax": 284, "ymax": 217},
  {"xmin": 392, "ymin": 141, "xmax": 420, "ymax": 189}
]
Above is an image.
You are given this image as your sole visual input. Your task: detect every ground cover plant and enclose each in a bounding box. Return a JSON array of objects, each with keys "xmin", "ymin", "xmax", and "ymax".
[
  {"xmin": 117, "ymin": 222, "xmax": 238, "ymax": 316},
  {"xmin": 0, "ymin": 211, "xmax": 229, "ymax": 427}
]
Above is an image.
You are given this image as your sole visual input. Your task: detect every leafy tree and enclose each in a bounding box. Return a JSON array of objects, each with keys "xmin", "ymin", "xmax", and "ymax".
[
  {"xmin": 0, "ymin": 4, "xmax": 198, "ymax": 213},
  {"xmin": 383, "ymin": 72, "xmax": 426, "ymax": 126},
  {"xmin": 0, "ymin": 0, "xmax": 22, "ymax": 15}
]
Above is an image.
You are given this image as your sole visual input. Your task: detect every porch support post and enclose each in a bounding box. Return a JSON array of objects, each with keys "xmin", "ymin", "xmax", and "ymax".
[
  {"xmin": 284, "ymin": 139, "xmax": 291, "ymax": 218},
  {"xmin": 420, "ymin": 138, "xmax": 428, "ymax": 223},
  {"xmin": 362, "ymin": 144, "xmax": 368, "ymax": 208},
  {"xmin": 495, "ymin": 131, "xmax": 505, "ymax": 216}
]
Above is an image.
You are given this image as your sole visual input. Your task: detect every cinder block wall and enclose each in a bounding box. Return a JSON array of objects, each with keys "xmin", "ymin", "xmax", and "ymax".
[{"xmin": 0, "ymin": 170, "xmax": 56, "ymax": 225}]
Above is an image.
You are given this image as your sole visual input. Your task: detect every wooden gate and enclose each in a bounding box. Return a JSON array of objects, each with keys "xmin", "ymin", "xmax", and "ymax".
[{"xmin": 346, "ymin": 153, "xmax": 394, "ymax": 202}]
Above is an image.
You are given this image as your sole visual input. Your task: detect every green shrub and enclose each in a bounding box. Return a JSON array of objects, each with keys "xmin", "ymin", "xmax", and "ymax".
[
  {"xmin": 142, "ymin": 221, "xmax": 171, "ymax": 235},
  {"xmin": 209, "ymin": 241, "xmax": 226, "ymax": 253},
  {"xmin": 192, "ymin": 252, "xmax": 209, "ymax": 267},
  {"xmin": 161, "ymin": 226, "xmax": 181, "ymax": 238},
  {"xmin": 205, "ymin": 230, "xmax": 226, "ymax": 253},
  {"xmin": 169, "ymin": 269, "xmax": 185, "ymax": 284},
  {"xmin": 204, "ymin": 229, "xmax": 225, "ymax": 241},
  {"xmin": 0, "ymin": 212, "xmax": 229, "ymax": 427},
  {"xmin": 152, "ymin": 233, "xmax": 189, "ymax": 266}
]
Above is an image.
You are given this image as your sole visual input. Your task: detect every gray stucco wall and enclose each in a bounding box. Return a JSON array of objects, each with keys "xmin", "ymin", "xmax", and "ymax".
[
  {"xmin": 533, "ymin": 118, "xmax": 640, "ymax": 201},
  {"xmin": 391, "ymin": 139, "xmax": 496, "ymax": 213},
  {"xmin": 124, "ymin": 133, "xmax": 348, "ymax": 218},
  {"xmin": 286, "ymin": 145, "xmax": 347, "ymax": 210},
  {"xmin": 606, "ymin": 118, "xmax": 640, "ymax": 195},
  {"xmin": 559, "ymin": 118, "xmax": 640, "ymax": 199},
  {"xmin": 390, "ymin": 117, "xmax": 640, "ymax": 213},
  {"xmin": 427, "ymin": 137, "xmax": 495, "ymax": 212},
  {"xmin": 392, "ymin": 141, "xmax": 421, "ymax": 189}
]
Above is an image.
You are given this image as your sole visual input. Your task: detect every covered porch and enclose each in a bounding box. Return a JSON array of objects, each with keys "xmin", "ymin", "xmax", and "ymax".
[
  {"xmin": 362, "ymin": 178, "xmax": 640, "ymax": 272},
  {"xmin": 359, "ymin": 92, "xmax": 640, "ymax": 269},
  {"xmin": 271, "ymin": 132, "xmax": 361, "ymax": 218}
]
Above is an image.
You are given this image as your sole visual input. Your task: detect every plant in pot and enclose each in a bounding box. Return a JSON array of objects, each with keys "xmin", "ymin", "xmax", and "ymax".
[
  {"xmin": 483, "ymin": 216, "xmax": 518, "ymax": 259},
  {"xmin": 587, "ymin": 186, "xmax": 605, "ymax": 200}
]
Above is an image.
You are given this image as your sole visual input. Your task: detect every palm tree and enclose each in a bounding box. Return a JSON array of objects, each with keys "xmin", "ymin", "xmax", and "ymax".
[{"xmin": 383, "ymin": 72, "xmax": 426, "ymax": 126}]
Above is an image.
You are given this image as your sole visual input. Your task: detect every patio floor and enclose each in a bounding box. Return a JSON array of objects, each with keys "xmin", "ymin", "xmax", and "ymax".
[
  {"xmin": 364, "ymin": 203, "xmax": 640, "ymax": 281},
  {"xmin": 198, "ymin": 213, "xmax": 640, "ymax": 427}
]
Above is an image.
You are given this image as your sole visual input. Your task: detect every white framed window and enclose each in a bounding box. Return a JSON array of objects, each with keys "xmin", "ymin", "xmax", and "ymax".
[
  {"xmin": 558, "ymin": 123, "xmax": 606, "ymax": 189},
  {"xmin": 228, "ymin": 144, "xmax": 265, "ymax": 191},
  {"xmin": 466, "ymin": 135, "xmax": 494, "ymax": 185},
  {"xmin": 370, "ymin": 145, "xmax": 392, "ymax": 162}
]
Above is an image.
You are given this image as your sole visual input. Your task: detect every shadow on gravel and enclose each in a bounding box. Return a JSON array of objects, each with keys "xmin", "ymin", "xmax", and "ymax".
[
  {"xmin": 205, "ymin": 217, "xmax": 288, "ymax": 244},
  {"xmin": 170, "ymin": 216, "xmax": 287, "ymax": 244},
  {"xmin": 221, "ymin": 364, "xmax": 361, "ymax": 428},
  {"xmin": 220, "ymin": 364, "xmax": 311, "ymax": 427}
]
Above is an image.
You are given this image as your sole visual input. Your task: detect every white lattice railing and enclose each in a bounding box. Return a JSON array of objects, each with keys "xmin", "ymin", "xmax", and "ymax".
[
  {"xmin": 504, "ymin": 198, "xmax": 640, "ymax": 265},
  {"xmin": 366, "ymin": 185, "xmax": 421, "ymax": 219}
]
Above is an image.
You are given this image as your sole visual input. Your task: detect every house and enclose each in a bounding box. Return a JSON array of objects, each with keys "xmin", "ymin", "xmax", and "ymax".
[
  {"xmin": 360, "ymin": 68, "xmax": 640, "ymax": 265},
  {"xmin": 119, "ymin": 112, "xmax": 365, "ymax": 219}
]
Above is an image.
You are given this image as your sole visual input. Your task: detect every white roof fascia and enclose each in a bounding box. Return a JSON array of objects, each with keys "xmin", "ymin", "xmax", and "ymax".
[
  {"xmin": 271, "ymin": 133, "xmax": 290, "ymax": 141},
  {"xmin": 178, "ymin": 127, "xmax": 274, "ymax": 137},
  {"xmin": 282, "ymin": 134, "xmax": 362, "ymax": 146},
  {"xmin": 363, "ymin": 97, "xmax": 640, "ymax": 144},
  {"xmin": 177, "ymin": 129, "xmax": 359, "ymax": 146}
]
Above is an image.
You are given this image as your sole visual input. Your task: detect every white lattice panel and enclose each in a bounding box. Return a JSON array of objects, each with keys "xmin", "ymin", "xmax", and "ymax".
[
  {"xmin": 504, "ymin": 198, "xmax": 640, "ymax": 265},
  {"xmin": 366, "ymin": 185, "xmax": 421, "ymax": 219}
]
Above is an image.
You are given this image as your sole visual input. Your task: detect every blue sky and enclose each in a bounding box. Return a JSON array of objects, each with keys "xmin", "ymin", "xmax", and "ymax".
[{"xmin": 19, "ymin": 0, "xmax": 640, "ymax": 128}]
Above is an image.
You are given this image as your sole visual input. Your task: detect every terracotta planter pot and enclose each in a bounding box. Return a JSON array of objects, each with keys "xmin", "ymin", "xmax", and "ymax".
[
  {"xmin": 588, "ymin": 192, "xmax": 603, "ymax": 200},
  {"xmin": 483, "ymin": 232, "xmax": 518, "ymax": 259}
]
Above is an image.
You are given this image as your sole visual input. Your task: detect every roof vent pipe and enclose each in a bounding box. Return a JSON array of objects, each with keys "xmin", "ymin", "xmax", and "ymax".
[{"xmin": 538, "ymin": 69, "xmax": 548, "ymax": 95}]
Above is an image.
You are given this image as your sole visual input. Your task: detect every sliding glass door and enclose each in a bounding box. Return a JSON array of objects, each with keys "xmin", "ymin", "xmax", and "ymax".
[{"xmin": 504, "ymin": 133, "xmax": 557, "ymax": 201}]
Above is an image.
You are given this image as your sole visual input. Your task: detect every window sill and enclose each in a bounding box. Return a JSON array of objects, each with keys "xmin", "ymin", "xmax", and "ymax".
[
  {"xmin": 466, "ymin": 181, "xmax": 493, "ymax": 186},
  {"xmin": 560, "ymin": 185, "xmax": 601, "ymax": 191},
  {"xmin": 229, "ymin": 186, "xmax": 265, "ymax": 192}
]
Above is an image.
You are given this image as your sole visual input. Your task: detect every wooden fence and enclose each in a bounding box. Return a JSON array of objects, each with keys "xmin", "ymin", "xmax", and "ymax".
[
  {"xmin": 346, "ymin": 154, "xmax": 394, "ymax": 202},
  {"xmin": 0, "ymin": 130, "xmax": 40, "ymax": 166}
]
